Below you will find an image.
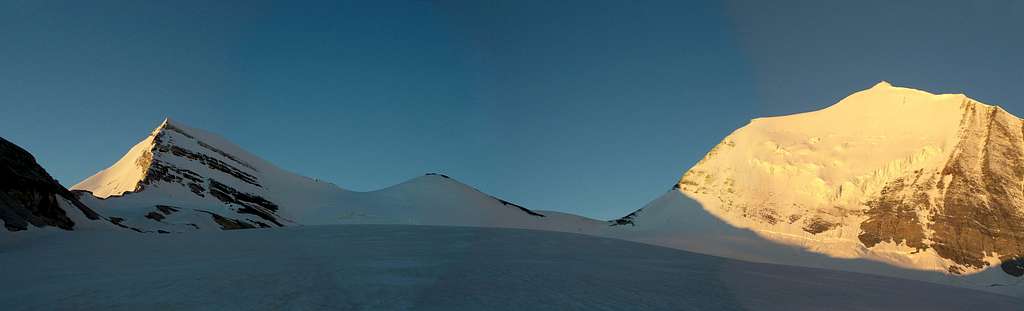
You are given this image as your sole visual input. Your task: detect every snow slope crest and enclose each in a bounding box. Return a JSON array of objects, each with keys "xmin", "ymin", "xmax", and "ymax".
[
  {"xmin": 70, "ymin": 119, "xmax": 572, "ymax": 232},
  {"xmin": 670, "ymin": 82, "xmax": 1024, "ymax": 278}
]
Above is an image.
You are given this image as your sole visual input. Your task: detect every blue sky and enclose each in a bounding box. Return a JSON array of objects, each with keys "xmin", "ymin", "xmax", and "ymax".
[{"xmin": 2, "ymin": 1, "xmax": 1022, "ymax": 219}]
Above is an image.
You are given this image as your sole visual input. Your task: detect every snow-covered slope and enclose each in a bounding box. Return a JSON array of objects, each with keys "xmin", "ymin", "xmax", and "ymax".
[
  {"xmin": 71, "ymin": 119, "xmax": 597, "ymax": 232},
  {"xmin": 64, "ymin": 90, "xmax": 1024, "ymax": 297},
  {"xmin": 2, "ymin": 225, "xmax": 1017, "ymax": 311},
  {"xmin": 605, "ymin": 190, "xmax": 1024, "ymax": 297},
  {"xmin": 613, "ymin": 82, "xmax": 1024, "ymax": 291},
  {"xmin": 305, "ymin": 174, "xmax": 605, "ymax": 234},
  {"xmin": 0, "ymin": 137, "xmax": 104, "ymax": 232}
]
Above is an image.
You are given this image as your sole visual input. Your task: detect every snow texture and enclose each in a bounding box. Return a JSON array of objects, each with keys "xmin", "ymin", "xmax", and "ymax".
[{"xmin": 1, "ymin": 225, "xmax": 1018, "ymax": 311}]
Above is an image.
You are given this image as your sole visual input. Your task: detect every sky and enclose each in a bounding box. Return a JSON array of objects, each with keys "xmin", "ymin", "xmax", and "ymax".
[{"xmin": 1, "ymin": 0, "xmax": 1022, "ymax": 220}]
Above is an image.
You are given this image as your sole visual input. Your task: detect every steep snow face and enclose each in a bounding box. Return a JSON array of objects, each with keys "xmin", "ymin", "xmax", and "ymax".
[
  {"xmin": 71, "ymin": 119, "xmax": 578, "ymax": 232},
  {"xmin": 667, "ymin": 82, "xmax": 1024, "ymax": 277}
]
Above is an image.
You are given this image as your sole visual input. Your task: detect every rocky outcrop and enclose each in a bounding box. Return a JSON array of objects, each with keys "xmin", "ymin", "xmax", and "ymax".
[
  {"xmin": 208, "ymin": 179, "xmax": 282, "ymax": 226},
  {"xmin": 0, "ymin": 137, "xmax": 99, "ymax": 231},
  {"xmin": 858, "ymin": 173, "xmax": 929, "ymax": 251}
]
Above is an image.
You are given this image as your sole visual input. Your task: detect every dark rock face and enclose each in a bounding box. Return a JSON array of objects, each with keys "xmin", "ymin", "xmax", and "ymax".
[
  {"xmin": 802, "ymin": 216, "xmax": 839, "ymax": 235},
  {"xmin": 208, "ymin": 179, "xmax": 283, "ymax": 226},
  {"xmin": 141, "ymin": 161, "xmax": 206, "ymax": 196},
  {"xmin": 164, "ymin": 123, "xmax": 257, "ymax": 171},
  {"xmin": 149, "ymin": 129, "xmax": 260, "ymax": 188},
  {"xmin": 857, "ymin": 101, "xmax": 1024, "ymax": 275},
  {"xmin": 493, "ymin": 197, "xmax": 545, "ymax": 217},
  {"xmin": 610, "ymin": 209, "xmax": 641, "ymax": 227},
  {"xmin": 162, "ymin": 144, "xmax": 260, "ymax": 187},
  {"xmin": 126, "ymin": 203, "xmax": 268, "ymax": 232},
  {"xmin": 155, "ymin": 205, "xmax": 179, "ymax": 214},
  {"xmin": 196, "ymin": 210, "xmax": 257, "ymax": 230},
  {"xmin": 749, "ymin": 208, "xmax": 781, "ymax": 226},
  {"xmin": 197, "ymin": 140, "xmax": 257, "ymax": 171},
  {"xmin": 0, "ymin": 137, "xmax": 99, "ymax": 231},
  {"xmin": 144, "ymin": 204, "xmax": 183, "ymax": 222},
  {"xmin": 144, "ymin": 211, "xmax": 165, "ymax": 221},
  {"xmin": 931, "ymin": 104, "xmax": 1024, "ymax": 272},
  {"xmin": 425, "ymin": 173, "xmax": 450, "ymax": 179},
  {"xmin": 1002, "ymin": 257, "xmax": 1024, "ymax": 277},
  {"xmin": 858, "ymin": 174, "xmax": 929, "ymax": 250},
  {"xmin": 121, "ymin": 123, "xmax": 286, "ymax": 230}
]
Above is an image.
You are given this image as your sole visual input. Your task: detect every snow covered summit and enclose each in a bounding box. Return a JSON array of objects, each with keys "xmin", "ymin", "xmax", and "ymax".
[
  {"xmin": 71, "ymin": 118, "xmax": 583, "ymax": 232},
  {"xmin": 72, "ymin": 118, "xmax": 321, "ymax": 229},
  {"xmin": 627, "ymin": 82, "xmax": 1024, "ymax": 279},
  {"xmin": 74, "ymin": 118, "xmax": 290, "ymax": 199}
]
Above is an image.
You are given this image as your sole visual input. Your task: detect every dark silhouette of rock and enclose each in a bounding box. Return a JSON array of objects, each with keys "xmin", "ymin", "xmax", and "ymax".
[
  {"xmin": 610, "ymin": 209, "xmax": 641, "ymax": 226},
  {"xmin": 196, "ymin": 210, "xmax": 258, "ymax": 230},
  {"xmin": 0, "ymin": 137, "xmax": 99, "ymax": 231}
]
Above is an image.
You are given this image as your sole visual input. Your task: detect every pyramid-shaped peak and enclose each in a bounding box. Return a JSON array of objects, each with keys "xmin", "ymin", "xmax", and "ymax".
[
  {"xmin": 160, "ymin": 117, "xmax": 183, "ymax": 128},
  {"xmin": 74, "ymin": 117, "xmax": 273, "ymax": 198},
  {"xmin": 872, "ymin": 81, "xmax": 893, "ymax": 89},
  {"xmin": 152, "ymin": 117, "xmax": 189, "ymax": 136},
  {"xmin": 150, "ymin": 118, "xmax": 223, "ymax": 146},
  {"xmin": 153, "ymin": 117, "xmax": 194, "ymax": 132},
  {"xmin": 152, "ymin": 117, "xmax": 171, "ymax": 134}
]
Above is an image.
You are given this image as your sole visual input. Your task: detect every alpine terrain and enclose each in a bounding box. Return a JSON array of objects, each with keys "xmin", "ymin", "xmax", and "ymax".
[
  {"xmin": 614, "ymin": 82, "xmax": 1024, "ymax": 292},
  {"xmin": 70, "ymin": 119, "xmax": 599, "ymax": 233},
  {"xmin": 3, "ymin": 82, "xmax": 1024, "ymax": 308}
]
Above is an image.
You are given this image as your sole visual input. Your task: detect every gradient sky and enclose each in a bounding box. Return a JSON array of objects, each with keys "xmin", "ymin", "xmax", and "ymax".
[{"xmin": 2, "ymin": 1, "xmax": 1022, "ymax": 220}]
